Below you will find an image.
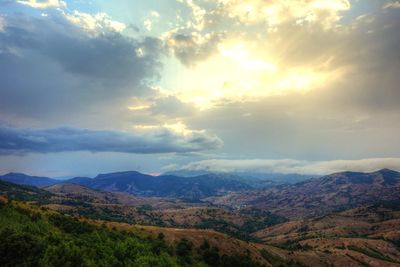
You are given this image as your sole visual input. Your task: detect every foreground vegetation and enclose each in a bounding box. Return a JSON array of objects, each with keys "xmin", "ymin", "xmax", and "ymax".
[{"xmin": 0, "ymin": 198, "xmax": 264, "ymax": 267}]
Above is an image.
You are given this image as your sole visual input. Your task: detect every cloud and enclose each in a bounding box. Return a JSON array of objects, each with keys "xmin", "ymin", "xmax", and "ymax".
[
  {"xmin": 0, "ymin": 16, "xmax": 5, "ymax": 32},
  {"xmin": 186, "ymin": 93, "xmax": 400, "ymax": 160},
  {"xmin": 150, "ymin": 95, "xmax": 197, "ymax": 116},
  {"xmin": 383, "ymin": 1, "xmax": 400, "ymax": 9},
  {"xmin": 64, "ymin": 10, "xmax": 127, "ymax": 33},
  {"xmin": 0, "ymin": 11, "xmax": 162, "ymax": 119},
  {"xmin": 0, "ymin": 125, "xmax": 222, "ymax": 155},
  {"xmin": 218, "ymin": 0, "xmax": 350, "ymax": 29},
  {"xmin": 163, "ymin": 0, "xmax": 352, "ymax": 66},
  {"xmin": 161, "ymin": 2, "xmax": 400, "ymax": 160},
  {"xmin": 16, "ymin": 0, "xmax": 66, "ymax": 9},
  {"xmin": 177, "ymin": 0, "xmax": 207, "ymax": 31},
  {"xmin": 165, "ymin": 1, "xmax": 400, "ymax": 112},
  {"xmin": 143, "ymin": 11, "xmax": 160, "ymax": 32},
  {"xmin": 163, "ymin": 31, "xmax": 224, "ymax": 66},
  {"xmin": 164, "ymin": 158, "xmax": 400, "ymax": 175}
]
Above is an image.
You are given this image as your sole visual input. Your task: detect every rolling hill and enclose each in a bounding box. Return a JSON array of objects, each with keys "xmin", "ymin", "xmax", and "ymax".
[
  {"xmin": 2, "ymin": 169, "xmax": 400, "ymax": 266},
  {"xmin": 66, "ymin": 171, "xmax": 253, "ymax": 200},
  {"xmin": 208, "ymin": 169, "xmax": 400, "ymax": 219}
]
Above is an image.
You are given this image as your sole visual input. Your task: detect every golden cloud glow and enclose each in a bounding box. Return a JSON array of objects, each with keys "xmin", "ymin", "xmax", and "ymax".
[
  {"xmin": 219, "ymin": 0, "xmax": 350, "ymax": 28},
  {"xmin": 145, "ymin": 0, "xmax": 352, "ymax": 111},
  {"xmin": 16, "ymin": 0, "xmax": 66, "ymax": 9},
  {"xmin": 166, "ymin": 38, "xmax": 342, "ymax": 110},
  {"xmin": 127, "ymin": 105, "xmax": 150, "ymax": 111},
  {"xmin": 219, "ymin": 43, "xmax": 277, "ymax": 73},
  {"xmin": 133, "ymin": 122, "xmax": 201, "ymax": 137}
]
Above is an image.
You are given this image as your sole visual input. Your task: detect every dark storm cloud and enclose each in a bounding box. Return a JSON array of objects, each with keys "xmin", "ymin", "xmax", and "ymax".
[
  {"xmin": 0, "ymin": 125, "xmax": 222, "ymax": 154},
  {"xmin": 0, "ymin": 12, "xmax": 162, "ymax": 118}
]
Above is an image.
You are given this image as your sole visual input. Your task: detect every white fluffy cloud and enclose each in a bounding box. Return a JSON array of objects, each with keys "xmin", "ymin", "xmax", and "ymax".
[
  {"xmin": 383, "ymin": 1, "xmax": 400, "ymax": 9},
  {"xmin": 164, "ymin": 158, "xmax": 400, "ymax": 175},
  {"xmin": 16, "ymin": 0, "xmax": 66, "ymax": 9},
  {"xmin": 64, "ymin": 11, "xmax": 126, "ymax": 33},
  {"xmin": 218, "ymin": 0, "xmax": 350, "ymax": 29}
]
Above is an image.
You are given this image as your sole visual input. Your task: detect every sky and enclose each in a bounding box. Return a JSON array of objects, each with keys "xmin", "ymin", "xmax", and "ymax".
[{"xmin": 0, "ymin": 0, "xmax": 400, "ymax": 177}]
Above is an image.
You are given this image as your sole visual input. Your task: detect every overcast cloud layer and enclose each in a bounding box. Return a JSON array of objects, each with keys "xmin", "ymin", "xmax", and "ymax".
[
  {"xmin": 0, "ymin": 0, "xmax": 399, "ymax": 176},
  {"xmin": 0, "ymin": 10, "xmax": 161, "ymax": 119}
]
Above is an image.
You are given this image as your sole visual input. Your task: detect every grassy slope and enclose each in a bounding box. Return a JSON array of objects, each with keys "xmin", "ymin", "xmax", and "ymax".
[{"xmin": 0, "ymin": 197, "xmax": 272, "ymax": 267}]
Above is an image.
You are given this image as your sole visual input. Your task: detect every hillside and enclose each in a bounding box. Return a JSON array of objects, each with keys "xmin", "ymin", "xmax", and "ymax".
[
  {"xmin": 252, "ymin": 204, "xmax": 400, "ymax": 266},
  {"xmin": 2, "ymin": 172, "xmax": 400, "ymax": 266},
  {"xmin": 165, "ymin": 171, "xmax": 317, "ymax": 186},
  {"xmin": 44, "ymin": 183, "xmax": 286, "ymax": 240},
  {"xmin": 67, "ymin": 171, "xmax": 253, "ymax": 200},
  {"xmin": 0, "ymin": 198, "xmax": 271, "ymax": 267},
  {"xmin": 0, "ymin": 180, "xmax": 53, "ymax": 203},
  {"xmin": 90, "ymin": 220, "xmax": 273, "ymax": 266},
  {"xmin": 208, "ymin": 169, "xmax": 400, "ymax": 219},
  {"xmin": 0, "ymin": 172, "xmax": 59, "ymax": 187},
  {"xmin": 45, "ymin": 183, "xmax": 183, "ymax": 207}
]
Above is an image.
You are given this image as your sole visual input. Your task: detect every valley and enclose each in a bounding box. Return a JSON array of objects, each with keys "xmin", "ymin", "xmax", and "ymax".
[{"xmin": 1, "ymin": 169, "xmax": 400, "ymax": 266}]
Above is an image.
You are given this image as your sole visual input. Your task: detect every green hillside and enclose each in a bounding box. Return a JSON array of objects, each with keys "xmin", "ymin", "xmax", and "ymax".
[{"xmin": 0, "ymin": 198, "xmax": 262, "ymax": 267}]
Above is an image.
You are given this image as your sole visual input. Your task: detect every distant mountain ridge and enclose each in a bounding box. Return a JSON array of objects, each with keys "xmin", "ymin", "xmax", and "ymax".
[
  {"xmin": 0, "ymin": 172, "xmax": 59, "ymax": 187},
  {"xmin": 0, "ymin": 171, "xmax": 253, "ymax": 200},
  {"xmin": 164, "ymin": 170, "xmax": 317, "ymax": 185},
  {"xmin": 2, "ymin": 169, "xmax": 399, "ymax": 203},
  {"xmin": 71, "ymin": 171, "xmax": 253, "ymax": 200},
  {"xmin": 208, "ymin": 169, "xmax": 400, "ymax": 219}
]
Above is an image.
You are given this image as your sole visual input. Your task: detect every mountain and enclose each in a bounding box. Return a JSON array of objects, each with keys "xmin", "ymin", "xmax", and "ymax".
[
  {"xmin": 0, "ymin": 172, "xmax": 59, "ymax": 187},
  {"xmin": 65, "ymin": 176, "xmax": 93, "ymax": 187},
  {"xmin": 164, "ymin": 171, "xmax": 317, "ymax": 187},
  {"xmin": 0, "ymin": 171, "xmax": 255, "ymax": 200},
  {"xmin": 44, "ymin": 182, "xmax": 190, "ymax": 209},
  {"xmin": 67, "ymin": 171, "xmax": 253, "ymax": 200},
  {"xmin": 209, "ymin": 169, "xmax": 400, "ymax": 219},
  {"xmin": 45, "ymin": 183, "xmax": 121, "ymax": 204}
]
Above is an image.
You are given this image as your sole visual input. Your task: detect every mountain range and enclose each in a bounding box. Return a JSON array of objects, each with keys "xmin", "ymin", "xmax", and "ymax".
[
  {"xmin": 1, "ymin": 169, "xmax": 400, "ymax": 266},
  {"xmin": 208, "ymin": 168, "xmax": 400, "ymax": 219},
  {"xmin": 0, "ymin": 172, "xmax": 59, "ymax": 187},
  {"xmin": 1, "ymin": 169, "xmax": 399, "ymax": 205},
  {"xmin": 0, "ymin": 171, "xmax": 258, "ymax": 200}
]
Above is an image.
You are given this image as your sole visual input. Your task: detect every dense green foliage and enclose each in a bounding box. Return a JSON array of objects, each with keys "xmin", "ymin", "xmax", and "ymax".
[
  {"xmin": 0, "ymin": 200, "xmax": 264, "ymax": 267},
  {"xmin": 0, "ymin": 201, "xmax": 178, "ymax": 267}
]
